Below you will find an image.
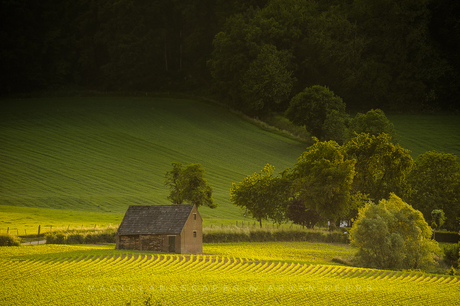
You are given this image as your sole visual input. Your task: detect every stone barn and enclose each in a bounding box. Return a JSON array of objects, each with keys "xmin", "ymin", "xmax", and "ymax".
[{"xmin": 116, "ymin": 204, "xmax": 202, "ymax": 254}]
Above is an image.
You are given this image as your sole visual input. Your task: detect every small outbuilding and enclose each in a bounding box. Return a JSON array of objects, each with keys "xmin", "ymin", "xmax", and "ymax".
[{"xmin": 116, "ymin": 204, "xmax": 202, "ymax": 254}]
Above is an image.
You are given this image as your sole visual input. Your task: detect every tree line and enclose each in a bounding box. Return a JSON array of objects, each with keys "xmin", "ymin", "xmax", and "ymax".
[
  {"xmin": 2, "ymin": 0, "xmax": 460, "ymax": 112},
  {"xmin": 230, "ymin": 132, "xmax": 460, "ymax": 233}
]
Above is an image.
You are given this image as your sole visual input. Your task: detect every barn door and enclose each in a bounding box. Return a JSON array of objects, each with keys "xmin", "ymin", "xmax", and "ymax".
[{"xmin": 168, "ymin": 236, "xmax": 175, "ymax": 252}]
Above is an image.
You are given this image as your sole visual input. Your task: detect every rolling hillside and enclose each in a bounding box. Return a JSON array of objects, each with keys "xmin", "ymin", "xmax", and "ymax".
[
  {"xmin": 388, "ymin": 114, "xmax": 460, "ymax": 159},
  {"xmin": 0, "ymin": 97, "xmax": 307, "ymax": 231}
]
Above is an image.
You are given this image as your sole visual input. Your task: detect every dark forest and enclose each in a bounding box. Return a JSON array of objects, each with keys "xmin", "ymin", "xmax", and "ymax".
[{"xmin": 1, "ymin": 0, "xmax": 459, "ymax": 113}]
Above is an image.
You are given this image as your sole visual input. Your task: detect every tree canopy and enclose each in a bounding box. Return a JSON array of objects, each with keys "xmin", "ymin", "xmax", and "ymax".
[
  {"xmin": 346, "ymin": 109, "xmax": 397, "ymax": 143},
  {"xmin": 407, "ymin": 151, "xmax": 460, "ymax": 231},
  {"xmin": 285, "ymin": 85, "xmax": 347, "ymax": 141},
  {"xmin": 165, "ymin": 162, "xmax": 218, "ymax": 209},
  {"xmin": 350, "ymin": 193, "xmax": 440, "ymax": 270},
  {"xmin": 229, "ymin": 164, "xmax": 290, "ymax": 227},
  {"xmin": 343, "ymin": 133, "xmax": 413, "ymax": 201},
  {"xmin": 2, "ymin": 0, "xmax": 459, "ymax": 112},
  {"xmin": 289, "ymin": 139, "xmax": 356, "ymax": 222}
]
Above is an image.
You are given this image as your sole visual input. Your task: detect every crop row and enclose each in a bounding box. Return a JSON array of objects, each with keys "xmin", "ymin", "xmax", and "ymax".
[{"xmin": 1, "ymin": 252, "xmax": 459, "ymax": 305}]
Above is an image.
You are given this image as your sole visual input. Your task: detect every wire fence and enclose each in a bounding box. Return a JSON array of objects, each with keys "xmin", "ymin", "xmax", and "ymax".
[{"xmin": 1, "ymin": 224, "xmax": 117, "ymax": 237}]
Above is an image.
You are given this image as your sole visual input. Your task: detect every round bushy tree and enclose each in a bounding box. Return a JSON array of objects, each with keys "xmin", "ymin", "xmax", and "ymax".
[
  {"xmin": 346, "ymin": 109, "xmax": 398, "ymax": 142},
  {"xmin": 285, "ymin": 85, "xmax": 347, "ymax": 141},
  {"xmin": 350, "ymin": 193, "xmax": 440, "ymax": 270},
  {"xmin": 165, "ymin": 162, "xmax": 218, "ymax": 209}
]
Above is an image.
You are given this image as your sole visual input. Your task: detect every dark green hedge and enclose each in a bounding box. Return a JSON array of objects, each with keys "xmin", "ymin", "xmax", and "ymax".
[
  {"xmin": 46, "ymin": 231, "xmax": 116, "ymax": 245},
  {"xmin": 0, "ymin": 233, "xmax": 21, "ymax": 246},
  {"xmin": 203, "ymin": 229, "xmax": 349, "ymax": 244},
  {"xmin": 434, "ymin": 231, "xmax": 460, "ymax": 243}
]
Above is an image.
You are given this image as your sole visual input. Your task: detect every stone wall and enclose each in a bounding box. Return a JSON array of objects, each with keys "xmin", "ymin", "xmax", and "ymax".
[
  {"xmin": 118, "ymin": 235, "xmax": 140, "ymax": 250},
  {"xmin": 140, "ymin": 234, "xmax": 165, "ymax": 252},
  {"xmin": 118, "ymin": 234, "xmax": 167, "ymax": 252}
]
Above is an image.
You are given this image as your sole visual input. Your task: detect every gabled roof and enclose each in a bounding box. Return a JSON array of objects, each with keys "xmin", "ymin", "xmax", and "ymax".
[{"xmin": 117, "ymin": 205, "xmax": 195, "ymax": 235}]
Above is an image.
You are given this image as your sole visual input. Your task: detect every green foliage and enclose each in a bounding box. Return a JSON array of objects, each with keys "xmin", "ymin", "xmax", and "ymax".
[
  {"xmin": 442, "ymin": 243, "xmax": 459, "ymax": 269},
  {"xmin": 241, "ymin": 44, "xmax": 295, "ymax": 114},
  {"xmin": 290, "ymin": 139, "xmax": 356, "ymax": 221},
  {"xmin": 431, "ymin": 210, "xmax": 446, "ymax": 230},
  {"xmin": 285, "ymin": 85, "xmax": 347, "ymax": 140},
  {"xmin": 286, "ymin": 197, "xmax": 322, "ymax": 229},
  {"xmin": 165, "ymin": 162, "xmax": 218, "ymax": 209},
  {"xmin": 349, "ymin": 0, "xmax": 446, "ymax": 111},
  {"xmin": 45, "ymin": 228, "xmax": 116, "ymax": 245},
  {"xmin": 346, "ymin": 109, "xmax": 397, "ymax": 143},
  {"xmin": 230, "ymin": 164, "xmax": 290, "ymax": 226},
  {"xmin": 0, "ymin": 233, "xmax": 21, "ymax": 246},
  {"xmin": 322, "ymin": 110, "xmax": 348, "ymax": 144},
  {"xmin": 202, "ymin": 227, "xmax": 349, "ymax": 244},
  {"xmin": 344, "ymin": 133, "xmax": 413, "ymax": 201},
  {"xmin": 350, "ymin": 193, "xmax": 440, "ymax": 270},
  {"xmin": 407, "ymin": 151, "xmax": 460, "ymax": 231}
]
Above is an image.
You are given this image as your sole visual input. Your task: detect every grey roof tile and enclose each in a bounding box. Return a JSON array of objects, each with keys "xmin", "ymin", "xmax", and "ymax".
[{"xmin": 117, "ymin": 205, "xmax": 194, "ymax": 235}]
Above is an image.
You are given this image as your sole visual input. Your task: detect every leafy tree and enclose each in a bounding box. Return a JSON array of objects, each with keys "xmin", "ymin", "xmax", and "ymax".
[
  {"xmin": 322, "ymin": 110, "xmax": 349, "ymax": 144},
  {"xmin": 431, "ymin": 209, "xmax": 446, "ymax": 230},
  {"xmin": 407, "ymin": 151, "xmax": 460, "ymax": 231},
  {"xmin": 286, "ymin": 197, "xmax": 322, "ymax": 229},
  {"xmin": 350, "ymin": 193, "xmax": 440, "ymax": 270},
  {"xmin": 285, "ymin": 85, "xmax": 347, "ymax": 140},
  {"xmin": 345, "ymin": 109, "xmax": 397, "ymax": 143},
  {"xmin": 165, "ymin": 162, "xmax": 218, "ymax": 209},
  {"xmin": 240, "ymin": 44, "xmax": 295, "ymax": 114},
  {"xmin": 343, "ymin": 133, "xmax": 413, "ymax": 201},
  {"xmin": 230, "ymin": 164, "xmax": 290, "ymax": 227},
  {"xmin": 289, "ymin": 139, "xmax": 356, "ymax": 222}
]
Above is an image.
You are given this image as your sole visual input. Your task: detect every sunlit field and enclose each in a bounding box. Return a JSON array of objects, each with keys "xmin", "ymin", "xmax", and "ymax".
[{"xmin": 1, "ymin": 243, "xmax": 458, "ymax": 305}]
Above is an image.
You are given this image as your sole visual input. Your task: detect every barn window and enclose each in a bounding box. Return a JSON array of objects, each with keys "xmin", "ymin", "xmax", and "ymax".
[
  {"xmin": 193, "ymin": 231, "xmax": 197, "ymax": 238},
  {"xmin": 193, "ymin": 213, "xmax": 197, "ymax": 220}
]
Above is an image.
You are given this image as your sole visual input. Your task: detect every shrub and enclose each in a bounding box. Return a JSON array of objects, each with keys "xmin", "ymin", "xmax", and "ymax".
[
  {"xmin": 350, "ymin": 193, "xmax": 440, "ymax": 270},
  {"xmin": 45, "ymin": 227, "xmax": 117, "ymax": 245},
  {"xmin": 249, "ymin": 230, "xmax": 272, "ymax": 242},
  {"xmin": 202, "ymin": 227, "xmax": 349, "ymax": 244},
  {"xmin": 0, "ymin": 233, "xmax": 21, "ymax": 246},
  {"xmin": 55, "ymin": 234, "xmax": 65, "ymax": 244},
  {"xmin": 66, "ymin": 234, "xmax": 84, "ymax": 244},
  {"xmin": 443, "ymin": 243, "xmax": 459, "ymax": 268}
]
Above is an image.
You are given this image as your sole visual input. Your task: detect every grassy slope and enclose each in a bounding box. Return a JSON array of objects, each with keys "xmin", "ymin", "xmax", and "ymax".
[
  {"xmin": 0, "ymin": 97, "xmax": 307, "ymax": 232},
  {"xmin": 388, "ymin": 114, "xmax": 460, "ymax": 159}
]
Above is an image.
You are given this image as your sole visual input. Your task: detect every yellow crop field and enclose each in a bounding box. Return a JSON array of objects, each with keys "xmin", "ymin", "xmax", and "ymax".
[{"xmin": 1, "ymin": 244, "xmax": 459, "ymax": 305}]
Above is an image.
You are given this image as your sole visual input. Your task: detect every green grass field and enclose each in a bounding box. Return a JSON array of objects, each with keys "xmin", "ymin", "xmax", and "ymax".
[
  {"xmin": 1, "ymin": 97, "xmax": 459, "ymax": 233},
  {"xmin": 388, "ymin": 114, "xmax": 460, "ymax": 159},
  {"xmin": 0, "ymin": 97, "xmax": 307, "ymax": 233},
  {"xmin": 1, "ymin": 243, "xmax": 458, "ymax": 305}
]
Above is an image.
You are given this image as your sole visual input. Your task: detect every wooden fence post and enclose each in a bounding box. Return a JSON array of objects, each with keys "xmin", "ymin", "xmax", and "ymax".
[
  {"xmin": 38, "ymin": 225, "xmax": 40, "ymax": 236},
  {"xmin": 7, "ymin": 227, "xmax": 9, "ymax": 234}
]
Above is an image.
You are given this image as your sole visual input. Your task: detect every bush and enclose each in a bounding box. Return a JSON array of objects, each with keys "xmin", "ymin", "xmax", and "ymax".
[
  {"xmin": 249, "ymin": 230, "xmax": 272, "ymax": 242},
  {"xmin": 0, "ymin": 233, "xmax": 21, "ymax": 246},
  {"xmin": 202, "ymin": 227, "xmax": 349, "ymax": 244},
  {"xmin": 45, "ymin": 228, "xmax": 117, "ymax": 245},
  {"xmin": 350, "ymin": 193, "xmax": 440, "ymax": 270},
  {"xmin": 443, "ymin": 243, "xmax": 459, "ymax": 268},
  {"xmin": 66, "ymin": 234, "xmax": 84, "ymax": 244}
]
